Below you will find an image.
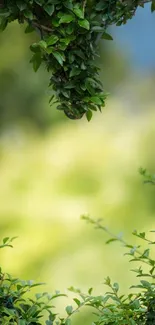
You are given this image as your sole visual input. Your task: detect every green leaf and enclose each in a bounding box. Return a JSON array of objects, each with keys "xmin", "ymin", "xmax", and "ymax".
[
  {"xmin": 52, "ymin": 17, "xmax": 60, "ymax": 27},
  {"xmin": 95, "ymin": 1, "xmax": 105, "ymax": 10},
  {"xmin": 66, "ymin": 305, "xmax": 73, "ymax": 315},
  {"xmin": 18, "ymin": 320, "xmax": 27, "ymax": 325},
  {"xmin": 30, "ymin": 53, "xmax": 42, "ymax": 72},
  {"xmin": 73, "ymin": 7, "xmax": 84, "ymax": 19},
  {"xmin": 104, "ymin": 276, "xmax": 111, "ymax": 286},
  {"xmin": 140, "ymin": 280, "xmax": 151, "ymax": 288},
  {"xmin": 73, "ymin": 298, "xmax": 81, "ymax": 306},
  {"xmin": 90, "ymin": 96, "xmax": 102, "ymax": 105},
  {"xmin": 59, "ymin": 14, "xmax": 74, "ymax": 24},
  {"xmin": 86, "ymin": 110, "xmax": 92, "ymax": 121},
  {"xmin": 47, "ymin": 35, "xmax": 59, "ymax": 46},
  {"xmin": 78, "ymin": 19, "xmax": 90, "ymax": 30},
  {"xmin": 69, "ymin": 67, "xmax": 81, "ymax": 77},
  {"xmin": 139, "ymin": 232, "xmax": 145, "ymax": 238},
  {"xmin": 113, "ymin": 282, "xmax": 119, "ymax": 293},
  {"xmin": 66, "ymin": 24, "xmax": 74, "ymax": 34},
  {"xmin": 88, "ymin": 287, "xmax": 93, "ymax": 295},
  {"xmin": 16, "ymin": 0, "xmax": 27, "ymax": 11},
  {"xmin": 3, "ymin": 237, "xmax": 9, "ymax": 244},
  {"xmin": 44, "ymin": 4, "xmax": 55, "ymax": 16},
  {"xmin": 51, "ymin": 51, "xmax": 65, "ymax": 66},
  {"xmin": 102, "ymin": 32, "xmax": 113, "ymax": 41},
  {"xmin": 141, "ymin": 249, "xmax": 150, "ymax": 258},
  {"xmin": 24, "ymin": 10, "xmax": 33, "ymax": 20},
  {"xmin": 0, "ymin": 8, "xmax": 10, "ymax": 17},
  {"xmin": 65, "ymin": 319, "xmax": 71, "ymax": 325},
  {"xmin": 25, "ymin": 24, "xmax": 35, "ymax": 34},
  {"xmin": 106, "ymin": 238, "xmax": 118, "ymax": 244},
  {"xmin": 30, "ymin": 43, "xmax": 41, "ymax": 53},
  {"xmin": 92, "ymin": 26, "xmax": 105, "ymax": 32},
  {"xmin": 38, "ymin": 40, "xmax": 47, "ymax": 49}
]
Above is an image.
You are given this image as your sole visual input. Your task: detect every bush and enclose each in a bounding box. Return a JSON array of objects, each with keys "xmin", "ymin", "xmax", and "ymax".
[
  {"xmin": 0, "ymin": 0, "xmax": 154, "ymax": 120},
  {"xmin": 1, "ymin": 213, "xmax": 155, "ymax": 324}
]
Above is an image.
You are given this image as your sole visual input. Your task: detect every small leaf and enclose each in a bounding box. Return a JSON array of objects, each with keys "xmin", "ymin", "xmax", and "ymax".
[
  {"xmin": 73, "ymin": 7, "xmax": 84, "ymax": 19},
  {"xmin": 47, "ymin": 35, "xmax": 59, "ymax": 46},
  {"xmin": 59, "ymin": 14, "xmax": 74, "ymax": 24},
  {"xmin": 104, "ymin": 276, "xmax": 111, "ymax": 286},
  {"xmin": 18, "ymin": 320, "xmax": 27, "ymax": 325},
  {"xmin": 25, "ymin": 24, "xmax": 35, "ymax": 33},
  {"xmin": 73, "ymin": 298, "xmax": 81, "ymax": 306},
  {"xmin": 88, "ymin": 287, "xmax": 93, "ymax": 295},
  {"xmin": 69, "ymin": 67, "xmax": 81, "ymax": 77},
  {"xmin": 66, "ymin": 305, "xmax": 73, "ymax": 315},
  {"xmin": 139, "ymin": 232, "xmax": 145, "ymax": 239},
  {"xmin": 44, "ymin": 4, "xmax": 55, "ymax": 16},
  {"xmin": 24, "ymin": 10, "xmax": 33, "ymax": 20},
  {"xmin": 90, "ymin": 96, "xmax": 102, "ymax": 105},
  {"xmin": 106, "ymin": 238, "xmax": 117, "ymax": 244},
  {"xmin": 3, "ymin": 237, "xmax": 9, "ymax": 244},
  {"xmin": 102, "ymin": 32, "xmax": 113, "ymax": 40},
  {"xmin": 51, "ymin": 51, "xmax": 65, "ymax": 66},
  {"xmin": 113, "ymin": 282, "xmax": 119, "ymax": 293},
  {"xmin": 65, "ymin": 320, "xmax": 71, "ymax": 325},
  {"xmin": 38, "ymin": 40, "xmax": 47, "ymax": 49},
  {"xmin": 30, "ymin": 53, "xmax": 42, "ymax": 72},
  {"xmin": 86, "ymin": 110, "xmax": 92, "ymax": 121},
  {"xmin": 78, "ymin": 19, "xmax": 90, "ymax": 30},
  {"xmin": 140, "ymin": 280, "xmax": 151, "ymax": 288}
]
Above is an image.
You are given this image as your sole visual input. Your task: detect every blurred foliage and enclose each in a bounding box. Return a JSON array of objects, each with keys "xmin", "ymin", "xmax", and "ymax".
[{"xmin": 0, "ymin": 103, "xmax": 155, "ymax": 302}]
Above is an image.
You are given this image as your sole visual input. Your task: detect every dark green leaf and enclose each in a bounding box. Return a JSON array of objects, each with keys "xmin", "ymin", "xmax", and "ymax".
[{"xmin": 44, "ymin": 4, "xmax": 55, "ymax": 16}]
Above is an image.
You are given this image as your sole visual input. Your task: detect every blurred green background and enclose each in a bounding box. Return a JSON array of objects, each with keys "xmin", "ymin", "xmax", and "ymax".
[{"xmin": 0, "ymin": 6, "xmax": 155, "ymax": 324}]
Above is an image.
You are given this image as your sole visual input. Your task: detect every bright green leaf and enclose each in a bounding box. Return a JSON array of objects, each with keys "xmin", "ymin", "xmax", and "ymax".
[{"xmin": 78, "ymin": 19, "xmax": 90, "ymax": 30}]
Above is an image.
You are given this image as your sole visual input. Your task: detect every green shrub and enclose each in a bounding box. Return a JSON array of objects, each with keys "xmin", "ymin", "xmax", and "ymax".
[
  {"xmin": 0, "ymin": 0, "xmax": 154, "ymax": 120},
  {"xmin": 1, "ymin": 215, "xmax": 155, "ymax": 324}
]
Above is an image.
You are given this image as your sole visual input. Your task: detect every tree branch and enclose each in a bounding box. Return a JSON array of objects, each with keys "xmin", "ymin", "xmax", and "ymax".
[{"xmin": 31, "ymin": 21, "xmax": 53, "ymax": 33}]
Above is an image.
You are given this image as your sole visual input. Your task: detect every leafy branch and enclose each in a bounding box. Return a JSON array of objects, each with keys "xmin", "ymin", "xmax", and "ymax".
[
  {"xmin": 81, "ymin": 215, "xmax": 155, "ymax": 277},
  {"xmin": 0, "ymin": 0, "xmax": 154, "ymax": 120}
]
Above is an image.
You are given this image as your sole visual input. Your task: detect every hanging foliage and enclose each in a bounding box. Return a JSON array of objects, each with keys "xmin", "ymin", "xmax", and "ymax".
[{"xmin": 0, "ymin": 0, "xmax": 153, "ymax": 120}]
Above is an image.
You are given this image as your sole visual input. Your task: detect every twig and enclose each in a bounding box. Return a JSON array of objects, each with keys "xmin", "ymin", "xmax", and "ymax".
[
  {"xmin": 25, "ymin": 18, "xmax": 53, "ymax": 33},
  {"xmin": 31, "ymin": 21, "xmax": 53, "ymax": 33},
  {"xmin": 81, "ymin": 216, "xmax": 155, "ymax": 268},
  {"xmin": 83, "ymin": 0, "xmax": 87, "ymax": 13}
]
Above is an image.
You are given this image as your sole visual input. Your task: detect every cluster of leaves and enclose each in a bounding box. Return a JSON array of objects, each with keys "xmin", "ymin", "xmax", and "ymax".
[
  {"xmin": 2, "ymin": 217, "xmax": 155, "ymax": 324},
  {"xmin": 0, "ymin": 0, "xmax": 154, "ymax": 120},
  {"xmin": 0, "ymin": 238, "xmax": 68, "ymax": 324},
  {"xmin": 80, "ymin": 216, "xmax": 155, "ymax": 324}
]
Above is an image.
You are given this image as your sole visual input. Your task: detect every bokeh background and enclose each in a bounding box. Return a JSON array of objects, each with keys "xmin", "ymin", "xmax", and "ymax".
[{"xmin": 0, "ymin": 3, "xmax": 155, "ymax": 323}]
